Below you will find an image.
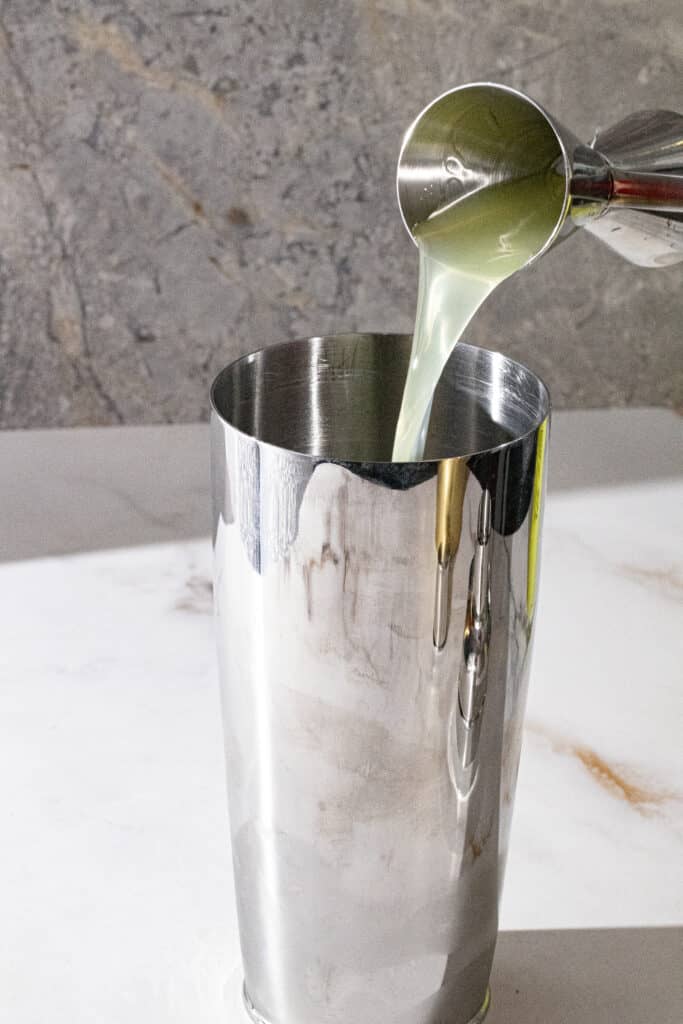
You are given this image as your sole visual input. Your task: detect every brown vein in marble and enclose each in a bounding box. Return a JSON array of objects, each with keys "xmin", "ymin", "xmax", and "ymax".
[
  {"xmin": 144, "ymin": 150, "xmax": 207, "ymax": 222},
  {"xmin": 74, "ymin": 18, "xmax": 226, "ymax": 119},
  {"xmin": 527, "ymin": 722, "xmax": 678, "ymax": 815},
  {"xmin": 556, "ymin": 528, "xmax": 682, "ymax": 603},
  {"xmin": 572, "ymin": 745, "xmax": 665, "ymax": 809},
  {"xmin": 175, "ymin": 574, "xmax": 213, "ymax": 614},
  {"xmin": 128, "ymin": 140, "xmax": 244, "ymax": 250},
  {"xmin": 616, "ymin": 563, "xmax": 683, "ymax": 601}
]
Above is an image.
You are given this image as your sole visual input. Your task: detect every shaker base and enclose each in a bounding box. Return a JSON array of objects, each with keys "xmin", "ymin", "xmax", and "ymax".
[{"xmin": 243, "ymin": 981, "xmax": 491, "ymax": 1024}]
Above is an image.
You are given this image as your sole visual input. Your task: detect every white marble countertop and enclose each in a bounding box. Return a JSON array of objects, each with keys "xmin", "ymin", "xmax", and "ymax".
[{"xmin": 0, "ymin": 411, "xmax": 681, "ymax": 1023}]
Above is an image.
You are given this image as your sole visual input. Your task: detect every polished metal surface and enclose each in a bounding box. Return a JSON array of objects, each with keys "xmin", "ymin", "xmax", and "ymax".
[
  {"xmin": 396, "ymin": 82, "xmax": 683, "ymax": 268},
  {"xmin": 579, "ymin": 111, "xmax": 683, "ymax": 267},
  {"xmin": 211, "ymin": 334, "xmax": 550, "ymax": 1024}
]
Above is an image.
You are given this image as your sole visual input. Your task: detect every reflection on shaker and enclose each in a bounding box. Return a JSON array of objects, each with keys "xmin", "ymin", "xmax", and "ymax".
[
  {"xmin": 433, "ymin": 458, "xmax": 468, "ymax": 649},
  {"xmin": 449, "ymin": 490, "xmax": 492, "ymax": 797},
  {"xmin": 527, "ymin": 418, "xmax": 548, "ymax": 621}
]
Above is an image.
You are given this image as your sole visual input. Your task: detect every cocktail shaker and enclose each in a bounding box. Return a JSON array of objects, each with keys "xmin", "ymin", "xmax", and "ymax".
[{"xmin": 211, "ymin": 334, "xmax": 550, "ymax": 1024}]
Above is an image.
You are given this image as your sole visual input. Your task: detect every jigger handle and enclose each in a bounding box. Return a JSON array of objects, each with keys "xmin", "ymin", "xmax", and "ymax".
[{"xmin": 572, "ymin": 169, "xmax": 683, "ymax": 214}]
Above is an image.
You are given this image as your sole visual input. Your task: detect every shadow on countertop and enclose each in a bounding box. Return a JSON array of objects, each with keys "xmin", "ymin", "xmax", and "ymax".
[{"xmin": 489, "ymin": 927, "xmax": 682, "ymax": 1024}]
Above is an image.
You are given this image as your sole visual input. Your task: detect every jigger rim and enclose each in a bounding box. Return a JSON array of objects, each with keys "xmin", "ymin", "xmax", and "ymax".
[
  {"xmin": 211, "ymin": 334, "xmax": 551, "ymax": 467},
  {"xmin": 395, "ymin": 80, "xmax": 573, "ymax": 272}
]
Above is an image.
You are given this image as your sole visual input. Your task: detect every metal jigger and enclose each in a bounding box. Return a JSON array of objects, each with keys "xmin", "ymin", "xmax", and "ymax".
[{"xmin": 397, "ymin": 81, "xmax": 683, "ymax": 268}]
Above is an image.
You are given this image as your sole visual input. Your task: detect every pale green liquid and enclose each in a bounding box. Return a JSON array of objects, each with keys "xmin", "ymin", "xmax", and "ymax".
[{"xmin": 392, "ymin": 166, "xmax": 566, "ymax": 461}]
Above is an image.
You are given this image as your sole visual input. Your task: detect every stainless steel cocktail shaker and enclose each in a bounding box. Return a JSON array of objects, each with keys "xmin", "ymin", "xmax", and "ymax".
[{"xmin": 211, "ymin": 334, "xmax": 550, "ymax": 1024}]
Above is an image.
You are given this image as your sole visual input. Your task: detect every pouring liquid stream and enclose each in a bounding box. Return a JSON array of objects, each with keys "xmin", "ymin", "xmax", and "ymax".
[{"xmin": 392, "ymin": 163, "xmax": 567, "ymax": 461}]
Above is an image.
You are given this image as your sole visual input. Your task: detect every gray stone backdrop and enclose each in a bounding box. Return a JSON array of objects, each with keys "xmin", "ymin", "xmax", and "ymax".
[{"xmin": 0, "ymin": 0, "xmax": 681, "ymax": 428}]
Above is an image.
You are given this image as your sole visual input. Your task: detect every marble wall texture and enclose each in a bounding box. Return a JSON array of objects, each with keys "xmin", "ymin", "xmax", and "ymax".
[{"xmin": 0, "ymin": 0, "xmax": 681, "ymax": 428}]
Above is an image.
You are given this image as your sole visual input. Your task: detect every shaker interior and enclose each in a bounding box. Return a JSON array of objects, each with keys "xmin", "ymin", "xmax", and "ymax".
[{"xmin": 211, "ymin": 333, "xmax": 549, "ymax": 462}]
